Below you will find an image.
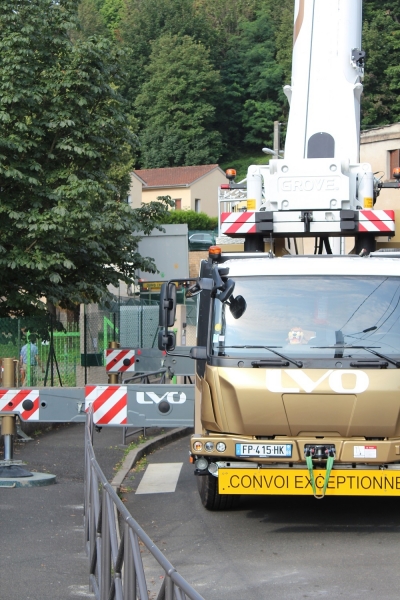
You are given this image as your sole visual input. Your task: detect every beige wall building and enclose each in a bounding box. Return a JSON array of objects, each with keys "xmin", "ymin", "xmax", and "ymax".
[
  {"xmin": 360, "ymin": 123, "xmax": 400, "ymax": 210},
  {"xmin": 128, "ymin": 164, "xmax": 226, "ymax": 217}
]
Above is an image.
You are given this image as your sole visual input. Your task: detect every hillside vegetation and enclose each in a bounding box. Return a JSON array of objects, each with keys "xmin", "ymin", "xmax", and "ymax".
[{"xmin": 76, "ymin": 0, "xmax": 400, "ymax": 172}]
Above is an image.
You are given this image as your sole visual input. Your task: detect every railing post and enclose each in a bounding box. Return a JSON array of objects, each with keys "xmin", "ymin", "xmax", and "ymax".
[
  {"xmin": 100, "ymin": 489, "xmax": 111, "ymax": 600},
  {"xmin": 165, "ymin": 574, "xmax": 173, "ymax": 600},
  {"xmin": 84, "ymin": 307, "xmax": 88, "ymax": 385},
  {"xmin": 123, "ymin": 523, "xmax": 135, "ymax": 598}
]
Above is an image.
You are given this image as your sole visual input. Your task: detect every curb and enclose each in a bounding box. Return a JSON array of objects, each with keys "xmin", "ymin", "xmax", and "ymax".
[{"xmin": 111, "ymin": 426, "xmax": 193, "ymax": 492}]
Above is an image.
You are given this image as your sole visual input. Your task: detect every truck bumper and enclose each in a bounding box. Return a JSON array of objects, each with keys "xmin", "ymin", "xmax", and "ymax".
[{"xmin": 218, "ymin": 466, "xmax": 400, "ymax": 496}]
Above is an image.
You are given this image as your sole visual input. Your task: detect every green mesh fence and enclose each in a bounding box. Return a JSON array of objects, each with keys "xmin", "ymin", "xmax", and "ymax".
[
  {"xmin": 0, "ymin": 316, "xmax": 79, "ymax": 387},
  {"xmin": 0, "ymin": 296, "xmax": 199, "ymax": 387}
]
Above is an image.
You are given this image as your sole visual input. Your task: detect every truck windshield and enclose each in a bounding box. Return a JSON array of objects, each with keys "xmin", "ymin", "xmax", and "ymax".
[{"xmin": 211, "ymin": 275, "xmax": 400, "ymax": 359}]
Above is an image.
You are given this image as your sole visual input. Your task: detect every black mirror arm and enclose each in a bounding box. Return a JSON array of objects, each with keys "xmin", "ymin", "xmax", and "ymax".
[{"xmin": 211, "ymin": 264, "xmax": 224, "ymax": 289}]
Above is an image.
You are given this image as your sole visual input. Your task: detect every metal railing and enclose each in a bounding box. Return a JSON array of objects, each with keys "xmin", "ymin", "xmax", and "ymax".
[{"xmin": 84, "ymin": 406, "xmax": 204, "ymax": 600}]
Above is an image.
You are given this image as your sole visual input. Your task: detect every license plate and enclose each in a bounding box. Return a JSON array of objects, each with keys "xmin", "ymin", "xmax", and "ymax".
[
  {"xmin": 235, "ymin": 443, "xmax": 292, "ymax": 458},
  {"xmin": 218, "ymin": 468, "xmax": 400, "ymax": 496}
]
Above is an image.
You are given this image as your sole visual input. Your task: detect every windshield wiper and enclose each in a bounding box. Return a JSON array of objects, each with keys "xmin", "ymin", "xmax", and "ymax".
[
  {"xmin": 222, "ymin": 346, "xmax": 303, "ymax": 368},
  {"xmin": 312, "ymin": 345, "xmax": 400, "ymax": 368}
]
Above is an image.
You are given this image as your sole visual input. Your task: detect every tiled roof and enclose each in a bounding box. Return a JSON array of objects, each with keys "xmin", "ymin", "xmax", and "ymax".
[{"xmin": 133, "ymin": 164, "xmax": 221, "ymax": 187}]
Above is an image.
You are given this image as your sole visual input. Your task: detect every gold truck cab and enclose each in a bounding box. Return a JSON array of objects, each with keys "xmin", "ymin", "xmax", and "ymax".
[{"xmin": 160, "ymin": 250, "xmax": 400, "ymax": 509}]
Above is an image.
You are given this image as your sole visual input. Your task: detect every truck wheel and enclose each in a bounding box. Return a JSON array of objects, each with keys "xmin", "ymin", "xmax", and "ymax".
[{"xmin": 197, "ymin": 473, "xmax": 240, "ymax": 510}]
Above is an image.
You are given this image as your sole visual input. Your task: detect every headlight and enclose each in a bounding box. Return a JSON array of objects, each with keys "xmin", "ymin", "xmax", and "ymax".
[
  {"xmin": 208, "ymin": 462, "xmax": 218, "ymax": 475},
  {"xmin": 205, "ymin": 441, "xmax": 214, "ymax": 452},
  {"xmin": 195, "ymin": 457, "xmax": 208, "ymax": 471},
  {"xmin": 216, "ymin": 442, "xmax": 226, "ymax": 452}
]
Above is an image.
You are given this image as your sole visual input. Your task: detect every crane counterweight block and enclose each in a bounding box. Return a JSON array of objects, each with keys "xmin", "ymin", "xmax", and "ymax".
[{"xmin": 0, "ymin": 385, "xmax": 195, "ymax": 428}]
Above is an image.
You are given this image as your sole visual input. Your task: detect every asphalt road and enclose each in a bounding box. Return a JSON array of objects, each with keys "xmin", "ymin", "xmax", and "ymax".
[
  {"xmin": 123, "ymin": 435, "xmax": 400, "ymax": 600},
  {"xmin": 0, "ymin": 423, "xmax": 129, "ymax": 600}
]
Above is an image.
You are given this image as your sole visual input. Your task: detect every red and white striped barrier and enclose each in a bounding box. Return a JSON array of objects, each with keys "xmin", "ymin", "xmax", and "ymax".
[
  {"xmin": 220, "ymin": 212, "xmax": 256, "ymax": 235},
  {"xmin": 0, "ymin": 389, "xmax": 39, "ymax": 420},
  {"xmin": 105, "ymin": 349, "xmax": 135, "ymax": 373},
  {"xmin": 85, "ymin": 385, "xmax": 127, "ymax": 425},
  {"xmin": 358, "ymin": 210, "xmax": 395, "ymax": 233}
]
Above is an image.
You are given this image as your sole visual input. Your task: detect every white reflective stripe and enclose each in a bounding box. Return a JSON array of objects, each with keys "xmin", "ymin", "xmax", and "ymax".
[
  {"xmin": 221, "ymin": 222, "xmax": 255, "ymax": 234},
  {"xmin": 359, "ymin": 210, "xmax": 394, "ymax": 221},
  {"xmin": 91, "ymin": 387, "xmax": 127, "ymax": 421},
  {"xmin": 309, "ymin": 222, "xmax": 342, "ymax": 233},
  {"xmin": 107, "ymin": 357, "xmax": 135, "ymax": 373},
  {"xmin": 0, "ymin": 390, "xmax": 39, "ymax": 413},
  {"xmin": 106, "ymin": 350, "xmax": 135, "ymax": 372},
  {"xmin": 273, "ymin": 222, "xmax": 305, "ymax": 233},
  {"xmin": 235, "ymin": 222, "xmax": 256, "ymax": 234},
  {"xmin": 105, "ymin": 405, "xmax": 127, "ymax": 425},
  {"xmin": 359, "ymin": 221, "xmax": 395, "ymax": 232},
  {"xmin": 85, "ymin": 385, "xmax": 108, "ymax": 406},
  {"xmin": 221, "ymin": 213, "xmax": 256, "ymax": 223},
  {"xmin": 136, "ymin": 463, "xmax": 183, "ymax": 494},
  {"xmin": 25, "ymin": 408, "xmax": 39, "ymax": 421},
  {"xmin": 273, "ymin": 212, "xmax": 302, "ymax": 222}
]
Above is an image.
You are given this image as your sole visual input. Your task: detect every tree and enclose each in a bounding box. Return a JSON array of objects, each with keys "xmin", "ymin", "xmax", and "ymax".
[
  {"xmin": 135, "ymin": 34, "xmax": 223, "ymax": 167},
  {"xmin": 223, "ymin": 6, "xmax": 283, "ymax": 146},
  {"xmin": 362, "ymin": 10, "xmax": 400, "ymax": 128},
  {"xmin": 0, "ymin": 0, "xmax": 172, "ymax": 317},
  {"xmin": 76, "ymin": 0, "xmax": 108, "ymax": 39},
  {"xmin": 117, "ymin": 0, "xmax": 215, "ymax": 108}
]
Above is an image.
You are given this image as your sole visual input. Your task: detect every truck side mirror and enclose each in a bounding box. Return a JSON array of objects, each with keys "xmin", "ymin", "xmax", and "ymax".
[
  {"xmin": 229, "ymin": 295, "xmax": 246, "ymax": 319},
  {"xmin": 159, "ymin": 282, "xmax": 177, "ymax": 327},
  {"xmin": 158, "ymin": 330, "xmax": 176, "ymax": 351}
]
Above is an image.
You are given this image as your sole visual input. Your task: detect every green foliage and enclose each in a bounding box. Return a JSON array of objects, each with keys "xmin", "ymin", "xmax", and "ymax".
[
  {"xmin": 158, "ymin": 198, "xmax": 218, "ymax": 230},
  {"xmin": 362, "ymin": 10, "xmax": 400, "ymax": 128},
  {"xmin": 135, "ymin": 34, "xmax": 223, "ymax": 167},
  {"xmin": 99, "ymin": 0, "xmax": 125, "ymax": 36},
  {"xmin": 220, "ymin": 152, "xmax": 270, "ymax": 182},
  {"xmin": 73, "ymin": 0, "xmax": 400, "ymax": 166},
  {"xmin": 274, "ymin": 1, "xmax": 294, "ymax": 89},
  {"xmin": 76, "ymin": 0, "xmax": 107, "ymax": 39},
  {"xmin": 118, "ymin": 0, "xmax": 214, "ymax": 106},
  {"xmin": 0, "ymin": 0, "xmax": 172, "ymax": 316}
]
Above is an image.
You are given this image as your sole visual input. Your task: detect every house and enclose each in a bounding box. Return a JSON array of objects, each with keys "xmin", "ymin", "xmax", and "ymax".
[
  {"xmin": 360, "ymin": 123, "xmax": 400, "ymax": 210},
  {"xmin": 128, "ymin": 164, "xmax": 226, "ymax": 217}
]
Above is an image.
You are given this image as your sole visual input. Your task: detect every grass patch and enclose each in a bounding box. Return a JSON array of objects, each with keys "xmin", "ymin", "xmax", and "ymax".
[
  {"xmin": 113, "ymin": 435, "xmax": 151, "ymax": 473},
  {"xmin": 132, "ymin": 456, "xmax": 148, "ymax": 473}
]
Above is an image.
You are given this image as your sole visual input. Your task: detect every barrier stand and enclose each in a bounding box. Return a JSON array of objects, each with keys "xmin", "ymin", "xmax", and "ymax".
[
  {"xmin": 0, "ymin": 357, "xmax": 56, "ymax": 487},
  {"xmin": 108, "ymin": 341, "xmax": 120, "ymax": 384}
]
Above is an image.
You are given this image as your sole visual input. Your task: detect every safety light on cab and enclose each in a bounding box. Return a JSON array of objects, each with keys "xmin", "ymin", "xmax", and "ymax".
[
  {"xmin": 393, "ymin": 167, "xmax": 400, "ymax": 180},
  {"xmin": 225, "ymin": 168, "xmax": 236, "ymax": 181},
  {"xmin": 209, "ymin": 246, "xmax": 222, "ymax": 261}
]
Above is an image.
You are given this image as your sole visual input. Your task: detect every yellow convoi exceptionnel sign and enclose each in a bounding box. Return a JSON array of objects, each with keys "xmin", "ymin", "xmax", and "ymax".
[{"xmin": 218, "ymin": 468, "xmax": 400, "ymax": 496}]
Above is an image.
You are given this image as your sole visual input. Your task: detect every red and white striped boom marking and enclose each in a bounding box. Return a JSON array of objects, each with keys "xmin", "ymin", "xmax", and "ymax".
[
  {"xmin": 220, "ymin": 210, "xmax": 395, "ymax": 235},
  {"xmin": 0, "ymin": 389, "xmax": 39, "ymax": 420},
  {"xmin": 220, "ymin": 212, "xmax": 256, "ymax": 235},
  {"xmin": 358, "ymin": 210, "xmax": 395, "ymax": 233},
  {"xmin": 105, "ymin": 349, "xmax": 135, "ymax": 373},
  {"xmin": 85, "ymin": 385, "xmax": 127, "ymax": 425}
]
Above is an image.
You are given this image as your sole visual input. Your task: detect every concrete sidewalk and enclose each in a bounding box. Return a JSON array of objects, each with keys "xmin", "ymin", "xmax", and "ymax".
[{"xmin": 0, "ymin": 422, "xmax": 175, "ymax": 599}]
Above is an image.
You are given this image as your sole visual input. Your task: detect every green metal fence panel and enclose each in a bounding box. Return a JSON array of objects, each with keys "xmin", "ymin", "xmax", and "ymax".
[{"xmin": 0, "ymin": 295, "xmax": 199, "ymax": 387}]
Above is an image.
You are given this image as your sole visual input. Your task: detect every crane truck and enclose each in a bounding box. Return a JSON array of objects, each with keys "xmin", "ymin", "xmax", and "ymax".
[{"xmin": 159, "ymin": 0, "xmax": 400, "ymax": 509}]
